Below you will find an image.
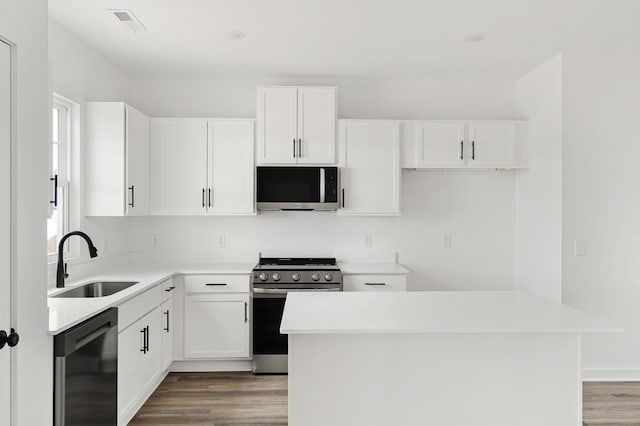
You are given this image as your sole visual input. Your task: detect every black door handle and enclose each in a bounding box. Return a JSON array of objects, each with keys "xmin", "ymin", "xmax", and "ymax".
[
  {"xmin": 164, "ymin": 310, "xmax": 170, "ymax": 332},
  {"xmin": 471, "ymin": 141, "xmax": 475, "ymax": 160},
  {"xmin": 50, "ymin": 174, "xmax": 58, "ymax": 207},
  {"xmin": 128, "ymin": 185, "xmax": 135, "ymax": 207},
  {"xmin": 140, "ymin": 328, "xmax": 146, "ymax": 353},
  {"xmin": 0, "ymin": 329, "xmax": 19, "ymax": 349}
]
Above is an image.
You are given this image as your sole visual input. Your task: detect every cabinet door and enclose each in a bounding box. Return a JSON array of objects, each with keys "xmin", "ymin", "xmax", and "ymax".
[
  {"xmin": 468, "ymin": 122, "xmax": 516, "ymax": 168},
  {"xmin": 208, "ymin": 120, "xmax": 255, "ymax": 215},
  {"xmin": 139, "ymin": 307, "xmax": 162, "ymax": 393},
  {"xmin": 338, "ymin": 121, "xmax": 400, "ymax": 216},
  {"xmin": 256, "ymin": 87, "xmax": 298, "ymax": 164},
  {"xmin": 296, "ymin": 87, "xmax": 336, "ymax": 164},
  {"xmin": 150, "ymin": 119, "xmax": 208, "ymax": 214},
  {"xmin": 117, "ymin": 322, "xmax": 143, "ymax": 424},
  {"xmin": 184, "ymin": 294, "xmax": 250, "ymax": 359},
  {"xmin": 125, "ymin": 105, "xmax": 150, "ymax": 215},
  {"xmin": 416, "ymin": 121, "xmax": 466, "ymax": 168},
  {"xmin": 160, "ymin": 297, "xmax": 174, "ymax": 371}
]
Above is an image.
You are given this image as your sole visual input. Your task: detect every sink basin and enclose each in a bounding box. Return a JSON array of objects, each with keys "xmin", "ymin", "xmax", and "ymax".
[{"xmin": 53, "ymin": 281, "xmax": 138, "ymax": 298}]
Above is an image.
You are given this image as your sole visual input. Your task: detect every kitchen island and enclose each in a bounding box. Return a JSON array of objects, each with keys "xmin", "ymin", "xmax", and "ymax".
[{"xmin": 280, "ymin": 291, "xmax": 620, "ymax": 426}]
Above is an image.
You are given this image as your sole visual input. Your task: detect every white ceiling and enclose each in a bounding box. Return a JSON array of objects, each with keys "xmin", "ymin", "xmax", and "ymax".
[{"xmin": 48, "ymin": 0, "xmax": 639, "ymax": 79}]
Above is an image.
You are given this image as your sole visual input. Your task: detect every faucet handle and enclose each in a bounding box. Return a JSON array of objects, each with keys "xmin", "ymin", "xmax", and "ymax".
[{"xmin": 64, "ymin": 262, "xmax": 69, "ymax": 279}]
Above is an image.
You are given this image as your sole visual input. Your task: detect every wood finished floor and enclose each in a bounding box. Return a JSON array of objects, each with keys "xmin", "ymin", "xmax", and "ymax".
[{"xmin": 130, "ymin": 373, "xmax": 640, "ymax": 425}]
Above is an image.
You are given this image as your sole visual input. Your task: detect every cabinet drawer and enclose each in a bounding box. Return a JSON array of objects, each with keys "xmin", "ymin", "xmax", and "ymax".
[
  {"xmin": 184, "ymin": 274, "xmax": 250, "ymax": 294},
  {"xmin": 343, "ymin": 275, "xmax": 407, "ymax": 292},
  {"xmin": 118, "ymin": 285, "xmax": 162, "ymax": 331},
  {"xmin": 160, "ymin": 278, "xmax": 176, "ymax": 301}
]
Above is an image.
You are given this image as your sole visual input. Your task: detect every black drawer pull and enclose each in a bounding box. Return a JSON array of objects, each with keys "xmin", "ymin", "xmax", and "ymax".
[
  {"xmin": 365, "ymin": 282, "xmax": 387, "ymax": 286},
  {"xmin": 164, "ymin": 286, "xmax": 176, "ymax": 292},
  {"xmin": 206, "ymin": 283, "xmax": 228, "ymax": 286}
]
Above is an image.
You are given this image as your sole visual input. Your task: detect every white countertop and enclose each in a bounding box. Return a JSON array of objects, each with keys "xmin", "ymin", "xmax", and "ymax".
[
  {"xmin": 338, "ymin": 262, "xmax": 409, "ymax": 275},
  {"xmin": 48, "ymin": 262, "xmax": 254, "ymax": 335},
  {"xmin": 280, "ymin": 291, "xmax": 621, "ymax": 335}
]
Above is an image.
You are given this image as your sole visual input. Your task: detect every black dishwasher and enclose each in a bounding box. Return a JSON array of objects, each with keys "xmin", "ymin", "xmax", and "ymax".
[{"xmin": 54, "ymin": 308, "xmax": 118, "ymax": 426}]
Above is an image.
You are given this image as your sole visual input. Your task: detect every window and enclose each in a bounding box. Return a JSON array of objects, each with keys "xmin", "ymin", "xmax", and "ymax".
[{"xmin": 47, "ymin": 98, "xmax": 70, "ymax": 258}]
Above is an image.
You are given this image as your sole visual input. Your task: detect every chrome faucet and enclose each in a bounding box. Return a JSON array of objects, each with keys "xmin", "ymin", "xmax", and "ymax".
[{"xmin": 56, "ymin": 231, "xmax": 98, "ymax": 288}]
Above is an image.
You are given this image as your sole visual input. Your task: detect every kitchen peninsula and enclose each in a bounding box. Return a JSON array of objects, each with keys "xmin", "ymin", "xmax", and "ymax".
[{"xmin": 281, "ymin": 291, "xmax": 620, "ymax": 426}]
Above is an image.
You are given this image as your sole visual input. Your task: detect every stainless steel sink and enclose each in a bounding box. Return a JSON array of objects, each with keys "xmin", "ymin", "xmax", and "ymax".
[{"xmin": 52, "ymin": 281, "xmax": 138, "ymax": 298}]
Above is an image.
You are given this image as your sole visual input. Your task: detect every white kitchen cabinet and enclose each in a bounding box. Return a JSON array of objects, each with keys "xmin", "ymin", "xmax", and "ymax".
[
  {"xmin": 184, "ymin": 293, "xmax": 250, "ymax": 359},
  {"xmin": 160, "ymin": 297, "xmax": 174, "ymax": 371},
  {"xmin": 118, "ymin": 307, "xmax": 161, "ymax": 424},
  {"xmin": 85, "ymin": 102, "xmax": 149, "ymax": 216},
  {"xmin": 150, "ymin": 118, "xmax": 255, "ymax": 215},
  {"xmin": 257, "ymin": 86, "xmax": 336, "ymax": 165},
  {"xmin": 343, "ymin": 275, "xmax": 407, "ymax": 292},
  {"xmin": 337, "ymin": 120, "xmax": 400, "ymax": 216},
  {"xmin": 416, "ymin": 121, "xmax": 466, "ymax": 168},
  {"xmin": 467, "ymin": 121, "xmax": 517, "ymax": 168}
]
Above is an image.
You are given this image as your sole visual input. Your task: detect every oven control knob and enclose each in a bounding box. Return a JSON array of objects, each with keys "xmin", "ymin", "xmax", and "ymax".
[
  {"xmin": 292, "ymin": 273, "xmax": 301, "ymax": 281},
  {"xmin": 324, "ymin": 273, "xmax": 334, "ymax": 282},
  {"xmin": 311, "ymin": 273, "xmax": 321, "ymax": 281},
  {"xmin": 258, "ymin": 272, "xmax": 269, "ymax": 281},
  {"xmin": 272, "ymin": 272, "xmax": 281, "ymax": 282}
]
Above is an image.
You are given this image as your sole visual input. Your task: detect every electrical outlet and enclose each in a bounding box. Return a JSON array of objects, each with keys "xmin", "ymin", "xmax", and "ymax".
[
  {"xmin": 364, "ymin": 233, "xmax": 372, "ymax": 248},
  {"xmin": 151, "ymin": 235, "xmax": 159, "ymax": 248},
  {"xmin": 574, "ymin": 241, "xmax": 586, "ymax": 256},
  {"xmin": 442, "ymin": 234, "xmax": 452, "ymax": 249},
  {"xmin": 218, "ymin": 234, "xmax": 227, "ymax": 248}
]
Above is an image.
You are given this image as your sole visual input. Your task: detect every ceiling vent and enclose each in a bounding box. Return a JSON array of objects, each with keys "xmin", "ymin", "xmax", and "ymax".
[{"xmin": 108, "ymin": 9, "xmax": 147, "ymax": 32}]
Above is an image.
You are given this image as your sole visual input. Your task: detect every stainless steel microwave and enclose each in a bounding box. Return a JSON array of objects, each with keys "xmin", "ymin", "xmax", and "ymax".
[{"xmin": 256, "ymin": 166, "xmax": 339, "ymax": 211}]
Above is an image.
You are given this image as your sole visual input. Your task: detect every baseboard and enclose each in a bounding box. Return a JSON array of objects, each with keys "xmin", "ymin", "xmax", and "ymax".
[
  {"xmin": 169, "ymin": 359, "xmax": 253, "ymax": 372},
  {"xmin": 583, "ymin": 368, "xmax": 640, "ymax": 382}
]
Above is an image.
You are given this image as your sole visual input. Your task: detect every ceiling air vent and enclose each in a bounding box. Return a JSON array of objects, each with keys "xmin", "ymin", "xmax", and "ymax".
[{"xmin": 108, "ymin": 9, "xmax": 147, "ymax": 32}]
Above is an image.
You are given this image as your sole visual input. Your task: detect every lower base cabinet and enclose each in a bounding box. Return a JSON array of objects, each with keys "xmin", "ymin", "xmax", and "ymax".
[
  {"xmin": 118, "ymin": 307, "xmax": 161, "ymax": 424},
  {"xmin": 160, "ymin": 297, "xmax": 174, "ymax": 371},
  {"xmin": 184, "ymin": 293, "xmax": 250, "ymax": 359}
]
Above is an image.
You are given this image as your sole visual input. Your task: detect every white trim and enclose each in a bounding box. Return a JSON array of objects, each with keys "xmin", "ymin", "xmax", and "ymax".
[
  {"xmin": 169, "ymin": 359, "xmax": 252, "ymax": 372},
  {"xmin": 582, "ymin": 368, "xmax": 640, "ymax": 382}
]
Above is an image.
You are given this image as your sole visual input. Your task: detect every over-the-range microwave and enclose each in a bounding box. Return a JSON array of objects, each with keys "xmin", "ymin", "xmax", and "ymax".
[{"xmin": 256, "ymin": 166, "xmax": 339, "ymax": 211}]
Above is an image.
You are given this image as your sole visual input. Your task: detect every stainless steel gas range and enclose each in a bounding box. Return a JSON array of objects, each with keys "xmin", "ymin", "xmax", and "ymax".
[{"xmin": 252, "ymin": 257, "xmax": 342, "ymax": 374}]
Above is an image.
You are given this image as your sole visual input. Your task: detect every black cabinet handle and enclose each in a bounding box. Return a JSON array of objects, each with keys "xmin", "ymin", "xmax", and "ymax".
[
  {"xmin": 201, "ymin": 188, "xmax": 205, "ymax": 208},
  {"xmin": 208, "ymin": 188, "xmax": 212, "ymax": 208},
  {"xmin": 145, "ymin": 325, "xmax": 149, "ymax": 353},
  {"xmin": 298, "ymin": 138, "xmax": 302, "ymax": 158},
  {"xmin": 341, "ymin": 188, "xmax": 345, "ymax": 208},
  {"xmin": 128, "ymin": 185, "xmax": 135, "ymax": 208},
  {"xmin": 164, "ymin": 286, "xmax": 175, "ymax": 292},
  {"xmin": 244, "ymin": 302, "xmax": 248, "ymax": 323},
  {"xmin": 460, "ymin": 141, "xmax": 464, "ymax": 160},
  {"xmin": 50, "ymin": 174, "xmax": 58, "ymax": 207},
  {"xmin": 293, "ymin": 138, "xmax": 296, "ymax": 158},
  {"xmin": 471, "ymin": 141, "xmax": 475, "ymax": 160},
  {"xmin": 140, "ymin": 328, "xmax": 146, "ymax": 353},
  {"xmin": 365, "ymin": 282, "xmax": 387, "ymax": 286},
  {"xmin": 206, "ymin": 283, "xmax": 228, "ymax": 286},
  {"xmin": 164, "ymin": 310, "xmax": 170, "ymax": 332}
]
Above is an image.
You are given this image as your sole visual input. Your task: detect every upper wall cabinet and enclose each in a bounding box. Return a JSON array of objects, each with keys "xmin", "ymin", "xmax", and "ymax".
[
  {"xmin": 256, "ymin": 86, "xmax": 336, "ymax": 165},
  {"xmin": 150, "ymin": 118, "xmax": 255, "ymax": 216},
  {"xmin": 85, "ymin": 102, "xmax": 149, "ymax": 216},
  {"xmin": 337, "ymin": 120, "xmax": 400, "ymax": 216},
  {"xmin": 406, "ymin": 120, "xmax": 530, "ymax": 169}
]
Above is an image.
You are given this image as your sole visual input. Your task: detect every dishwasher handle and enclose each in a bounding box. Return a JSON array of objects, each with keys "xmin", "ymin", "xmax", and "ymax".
[{"xmin": 54, "ymin": 308, "xmax": 118, "ymax": 357}]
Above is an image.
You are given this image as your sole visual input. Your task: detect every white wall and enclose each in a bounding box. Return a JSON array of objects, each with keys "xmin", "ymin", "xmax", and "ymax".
[
  {"xmin": 48, "ymin": 18, "xmax": 131, "ymax": 285},
  {"xmin": 1, "ymin": 1, "xmax": 51, "ymax": 424},
  {"xmin": 127, "ymin": 77, "xmax": 518, "ymax": 291},
  {"xmin": 562, "ymin": 37, "xmax": 640, "ymax": 379},
  {"xmin": 514, "ymin": 55, "xmax": 563, "ymax": 301}
]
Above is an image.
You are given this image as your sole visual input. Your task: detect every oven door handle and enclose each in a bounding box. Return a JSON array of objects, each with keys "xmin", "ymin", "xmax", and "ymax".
[{"xmin": 319, "ymin": 168, "xmax": 325, "ymax": 203}]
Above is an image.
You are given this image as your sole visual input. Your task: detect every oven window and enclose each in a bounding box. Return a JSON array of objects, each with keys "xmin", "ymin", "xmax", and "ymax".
[
  {"xmin": 257, "ymin": 167, "xmax": 320, "ymax": 203},
  {"xmin": 253, "ymin": 297, "xmax": 288, "ymax": 354}
]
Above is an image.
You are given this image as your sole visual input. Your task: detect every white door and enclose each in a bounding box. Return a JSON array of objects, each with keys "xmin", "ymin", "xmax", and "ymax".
[
  {"xmin": 125, "ymin": 105, "xmax": 149, "ymax": 216},
  {"xmin": 208, "ymin": 120, "xmax": 255, "ymax": 215},
  {"xmin": 184, "ymin": 294, "xmax": 249, "ymax": 359},
  {"xmin": 256, "ymin": 87, "xmax": 297, "ymax": 164},
  {"xmin": 117, "ymin": 324, "xmax": 141, "ymax": 424},
  {"xmin": 338, "ymin": 121, "xmax": 400, "ymax": 216},
  {"xmin": 150, "ymin": 119, "xmax": 208, "ymax": 214},
  {"xmin": 468, "ymin": 122, "xmax": 516, "ymax": 168},
  {"xmin": 160, "ymin": 297, "xmax": 173, "ymax": 371},
  {"xmin": 296, "ymin": 87, "xmax": 336, "ymax": 164},
  {"xmin": 416, "ymin": 121, "xmax": 466, "ymax": 168},
  {"xmin": 0, "ymin": 39, "xmax": 12, "ymax": 426},
  {"xmin": 139, "ymin": 307, "xmax": 161, "ymax": 392}
]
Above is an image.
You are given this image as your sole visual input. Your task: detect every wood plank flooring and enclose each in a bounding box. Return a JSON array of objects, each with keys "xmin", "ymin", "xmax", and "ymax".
[{"xmin": 130, "ymin": 373, "xmax": 640, "ymax": 425}]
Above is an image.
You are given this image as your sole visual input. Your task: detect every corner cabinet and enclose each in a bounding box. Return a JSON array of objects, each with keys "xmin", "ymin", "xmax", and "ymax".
[
  {"xmin": 410, "ymin": 120, "xmax": 530, "ymax": 169},
  {"xmin": 257, "ymin": 86, "xmax": 336, "ymax": 165},
  {"xmin": 337, "ymin": 120, "xmax": 401, "ymax": 216},
  {"xmin": 149, "ymin": 118, "xmax": 255, "ymax": 215},
  {"xmin": 85, "ymin": 102, "xmax": 150, "ymax": 216}
]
